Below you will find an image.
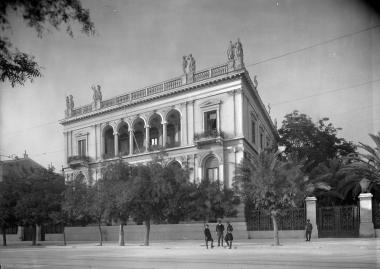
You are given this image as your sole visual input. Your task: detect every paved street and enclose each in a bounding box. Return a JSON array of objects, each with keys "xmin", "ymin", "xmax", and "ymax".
[{"xmin": 0, "ymin": 238, "xmax": 379, "ymax": 269}]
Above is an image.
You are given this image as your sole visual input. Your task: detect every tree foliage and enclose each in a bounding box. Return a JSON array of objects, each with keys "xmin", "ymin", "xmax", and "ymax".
[
  {"xmin": 189, "ymin": 179, "xmax": 240, "ymax": 222},
  {"xmin": 278, "ymin": 110, "xmax": 356, "ymax": 173},
  {"xmin": 340, "ymin": 132, "xmax": 380, "ymax": 197},
  {"xmin": 0, "ymin": 171, "xmax": 20, "ymax": 246},
  {"xmin": 14, "ymin": 167, "xmax": 65, "ymax": 245},
  {"xmin": 0, "ymin": 0, "xmax": 95, "ymax": 86},
  {"xmin": 234, "ymin": 149, "xmax": 304, "ymax": 245},
  {"xmin": 100, "ymin": 160, "xmax": 132, "ymax": 246}
]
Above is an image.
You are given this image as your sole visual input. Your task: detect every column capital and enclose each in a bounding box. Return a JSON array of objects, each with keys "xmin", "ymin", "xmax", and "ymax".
[
  {"xmin": 162, "ymin": 121, "xmax": 168, "ymax": 125},
  {"xmin": 359, "ymin": 193, "xmax": 373, "ymax": 199},
  {"xmin": 113, "ymin": 132, "xmax": 119, "ymax": 136},
  {"xmin": 305, "ymin": 196, "xmax": 317, "ymax": 202},
  {"xmin": 145, "ymin": 125, "xmax": 150, "ymax": 129}
]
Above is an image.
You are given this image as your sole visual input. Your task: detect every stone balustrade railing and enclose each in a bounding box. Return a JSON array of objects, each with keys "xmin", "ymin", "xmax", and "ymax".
[{"xmin": 70, "ymin": 62, "xmax": 231, "ymax": 118}]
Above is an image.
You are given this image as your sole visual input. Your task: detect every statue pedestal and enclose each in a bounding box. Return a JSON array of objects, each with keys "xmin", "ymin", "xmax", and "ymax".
[
  {"xmin": 235, "ymin": 56, "xmax": 244, "ymax": 70},
  {"xmin": 227, "ymin": 60, "xmax": 235, "ymax": 72},
  {"xmin": 186, "ymin": 73, "xmax": 194, "ymax": 84},
  {"xmin": 359, "ymin": 193, "xmax": 375, "ymax": 237}
]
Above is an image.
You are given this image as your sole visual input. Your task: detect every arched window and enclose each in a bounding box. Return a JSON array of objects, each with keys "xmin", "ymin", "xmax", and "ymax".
[
  {"xmin": 166, "ymin": 110, "xmax": 181, "ymax": 148},
  {"xmin": 118, "ymin": 124, "xmax": 129, "ymax": 156},
  {"xmin": 103, "ymin": 126, "xmax": 115, "ymax": 159},
  {"xmin": 149, "ymin": 114, "xmax": 163, "ymax": 149},
  {"xmin": 133, "ymin": 119, "xmax": 145, "ymax": 154},
  {"xmin": 167, "ymin": 160, "xmax": 182, "ymax": 170},
  {"xmin": 204, "ymin": 156, "xmax": 219, "ymax": 182}
]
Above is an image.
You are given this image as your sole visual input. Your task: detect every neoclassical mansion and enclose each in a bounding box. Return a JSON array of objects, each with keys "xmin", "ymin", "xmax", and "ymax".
[{"xmin": 60, "ymin": 40, "xmax": 277, "ymax": 187}]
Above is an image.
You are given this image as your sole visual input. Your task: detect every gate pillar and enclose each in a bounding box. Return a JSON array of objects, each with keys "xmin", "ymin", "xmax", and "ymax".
[
  {"xmin": 305, "ymin": 197, "xmax": 318, "ymax": 238},
  {"xmin": 359, "ymin": 193, "xmax": 375, "ymax": 237}
]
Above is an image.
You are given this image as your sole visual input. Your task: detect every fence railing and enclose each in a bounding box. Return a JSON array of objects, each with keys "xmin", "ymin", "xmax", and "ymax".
[
  {"xmin": 0, "ymin": 225, "xmax": 18, "ymax": 234},
  {"xmin": 246, "ymin": 208, "xmax": 306, "ymax": 231},
  {"xmin": 67, "ymin": 63, "xmax": 231, "ymax": 118},
  {"xmin": 372, "ymin": 200, "xmax": 380, "ymax": 229}
]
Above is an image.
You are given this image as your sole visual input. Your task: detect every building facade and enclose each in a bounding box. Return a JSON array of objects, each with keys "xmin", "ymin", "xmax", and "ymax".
[{"xmin": 60, "ymin": 40, "xmax": 277, "ymax": 187}]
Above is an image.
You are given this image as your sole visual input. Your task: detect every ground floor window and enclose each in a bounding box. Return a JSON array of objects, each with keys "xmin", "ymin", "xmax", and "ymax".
[{"xmin": 204, "ymin": 156, "xmax": 219, "ymax": 181}]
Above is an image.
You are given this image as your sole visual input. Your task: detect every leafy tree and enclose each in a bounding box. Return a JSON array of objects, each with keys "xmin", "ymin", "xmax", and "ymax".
[
  {"xmin": 87, "ymin": 178, "xmax": 109, "ymax": 246},
  {"xmin": 100, "ymin": 160, "xmax": 132, "ymax": 246},
  {"xmin": 234, "ymin": 150, "xmax": 304, "ymax": 246},
  {"xmin": 129, "ymin": 163, "xmax": 170, "ymax": 246},
  {"xmin": 14, "ymin": 167, "xmax": 65, "ymax": 245},
  {"xmin": 62, "ymin": 173, "xmax": 93, "ymax": 245},
  {"xmin": 1, "ymin": 0, "xmax": 95, "ymax": 86},
  {"xmin": 189, "ymin": 179, "xmax": 240, "ymax": 222},
  {"xmin": 0, "ymin": 172, "xmax": 20, "ymax": 246},
  {"xmin": 278, "ymin": 110, "xmax": 356, "ymax": 173},
  {"xmin": 162, "ymin": 164, "xmax": 195, "ymax": 224}
]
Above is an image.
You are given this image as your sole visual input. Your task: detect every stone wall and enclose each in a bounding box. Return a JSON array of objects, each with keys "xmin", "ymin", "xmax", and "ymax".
[{"xmin": 17, "ymin": 222, "xmax": 305, "ymax": 243}]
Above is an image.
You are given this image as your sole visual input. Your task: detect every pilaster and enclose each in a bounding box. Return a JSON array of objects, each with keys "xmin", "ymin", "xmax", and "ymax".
[
  {"xmin": 305, "ymin": 197, "xmax": 318, "ymax": 238},
  {"xmin": 359, "ymin": 193, "xmax": 375, "ymax": 237}
]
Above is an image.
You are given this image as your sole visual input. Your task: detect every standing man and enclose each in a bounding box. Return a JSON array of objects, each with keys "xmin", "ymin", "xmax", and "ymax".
[
  {"xmin": 215, "ymin": 219, "xmax": 225, "ymax": 247},
  {"xmin": 305, "ymin": 219, "xmax": 313, "ymax": 241}
]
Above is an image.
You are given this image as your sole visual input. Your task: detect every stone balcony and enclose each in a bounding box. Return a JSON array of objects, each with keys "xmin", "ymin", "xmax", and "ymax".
[
  {"xmin": 67, "ymin": 155, "xmax": 90, "ymax": 168},
  {"xmin": 194, "ymin": 130, "xmax": 225, "ymax": 148}
]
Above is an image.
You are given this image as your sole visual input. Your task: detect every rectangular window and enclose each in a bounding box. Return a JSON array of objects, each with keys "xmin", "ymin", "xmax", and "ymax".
[
  {"xmin": 151, "ymin": 138, "xmax": 158, "ymax": 146},
  {"xmin": 207, "ymin": 168, "xmax": 219, "ymax": 181},
  {"xmin": 204, "ymin": 110, "xmax": 217, "ymax": 134},
  {"xmin": 260, "ymin": 133, "xmax": 264, "ymax": 149},
  {"xmin": 266, "ymin": 136, "xmax": 270, "ymax": 147},
  {"xmin": 78, "ymin": 139, "xmax": 86, "ymax": 156},
  {"xmin": 251, "ymin": 121, "xmax": 256, "ymax": 144}
]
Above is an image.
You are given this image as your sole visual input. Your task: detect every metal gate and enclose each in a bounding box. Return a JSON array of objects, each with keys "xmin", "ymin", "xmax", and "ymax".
[{"xmin": 317, "ymin": 205, "xmax": 359, "ymax": 237}]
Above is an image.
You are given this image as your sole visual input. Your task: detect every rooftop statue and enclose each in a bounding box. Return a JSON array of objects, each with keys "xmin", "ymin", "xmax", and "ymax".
[
  {"xmin": 235, "ymin": 38, "xmax": 243, "ymax": 58},
  {"xmin": 65, "ymin": 95, "xmax": 74, "ymax": 117},
  {"xmin": 69, "ymin": 95, "xmax": 74, "ymax": 109},
  {"xmin": 227, "ymin": 40, "xmax": 235, "ymax": 60},
  {"xmin": 92, "ymin": 85, "xmax": 102, "ymax": 102},
  {"xmin": 182, "ymin": 54, "xmax": 196, "ymax": 75}
]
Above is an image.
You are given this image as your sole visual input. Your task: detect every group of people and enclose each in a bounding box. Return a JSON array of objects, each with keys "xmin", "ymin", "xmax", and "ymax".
[
  {"xmin": 204, "ymin": 220, "xmax": 233, "ymax": 249},
  {"xmin": 203, "ymin": 219, "xmax": 314, "ymax": 249}
]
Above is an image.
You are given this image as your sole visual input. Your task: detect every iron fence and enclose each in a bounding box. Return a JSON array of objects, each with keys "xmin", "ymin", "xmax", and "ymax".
[{"xmin": 246, "ymin": 208, "xmax": 306, "ymax": 231}]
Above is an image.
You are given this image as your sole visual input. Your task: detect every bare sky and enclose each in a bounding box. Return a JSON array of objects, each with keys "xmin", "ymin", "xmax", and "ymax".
[{"xmin": 1, "ymin": 0, "xmax": 379, "ymax": 168}]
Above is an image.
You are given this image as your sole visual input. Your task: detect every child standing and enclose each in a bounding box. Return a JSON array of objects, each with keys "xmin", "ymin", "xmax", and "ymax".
[
  {"xmin": 305, "ymin": 219, "xmax": 313, "ymax": 241},
  {"xmin": 225, "ymin": 222, "xmax": 234, "ymax": 249},
  {"xmin": 204, "ymin": 224, "xmax": 214, "ymax": 249}
]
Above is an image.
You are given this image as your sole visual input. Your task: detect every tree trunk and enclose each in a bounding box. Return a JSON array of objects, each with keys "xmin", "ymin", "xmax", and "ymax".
[
  {"xmin": 98, "ymin": 222, "xmax": 103, "ymax": 246},
  {"xmin": 119, "ymin": 223, "xmax": 125, "ymax": 246},
  {"xmin": 32, "ymin": 224, "xmax": 36, "ymax": 246},
  {"xmin": 63, "ymin": 226, "xmax": 67, "ymax": 246},
  {"xmin": 271, "ymin": 213, "xmax": 280, "ymax": 246},
  {"xmin": 2, "ymin": 226, "xmax": 7, "ymax": 246},
  {"xmin": 144, "ymin": 219, "xmax": 150, "ymax": 246}
]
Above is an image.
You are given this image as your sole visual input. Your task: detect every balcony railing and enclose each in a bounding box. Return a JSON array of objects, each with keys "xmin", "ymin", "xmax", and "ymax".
[
  {"xmin": 194, "ymin": 130, "xmax": 225, "ymax": 140},
  {"xmin": 67, "ymin": 155, "xmax": 90, "ymax": 167},
  {"xmin": 67, "ymin": 62, "xmax": 232, "ymax": 118},
  {"xmin": 166, "ymin": 141, "xmax": 181, "ymax": 149},
  {"xmin": 194, "ymin": 130, "xmax": 224, "ymax": 148}
]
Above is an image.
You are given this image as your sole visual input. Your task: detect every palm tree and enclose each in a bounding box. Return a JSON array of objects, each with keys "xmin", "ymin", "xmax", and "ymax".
[
  {"xmin": 234, "ymin": 150, "xmax": 304, "ymax": 246},
  {"xmin": 340, "ymin": 132, "xmax": 380, "ymax": 193}
]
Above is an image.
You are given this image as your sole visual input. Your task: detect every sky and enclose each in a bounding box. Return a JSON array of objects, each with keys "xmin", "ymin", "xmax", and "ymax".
[{"xmin": 1, "ymin": 0, "xmax": 379, "ymax": 168}]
